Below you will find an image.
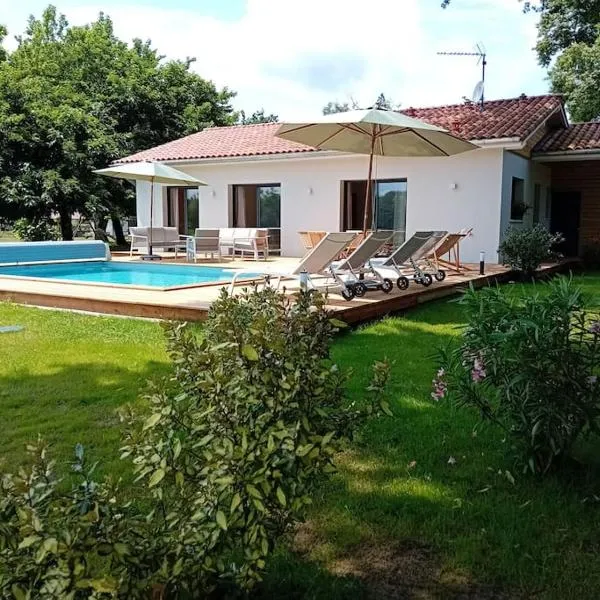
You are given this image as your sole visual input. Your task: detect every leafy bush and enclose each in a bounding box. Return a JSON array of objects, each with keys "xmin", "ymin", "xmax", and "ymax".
[
  {"xmin": 0, "ymin": 288, "xmax": 390, "ymax": 597},
  {"xmin": 435, "ymin": 278, "xmax": 600, "ymax": 474},
  {"xmin": 498, "ymin": 224, "xmax": 563, "ymax": 277},
  {"xmin": 12, "ymin": 218, "xmax": 59, "ymax": 241},
  {"xmin": 121, "ymin": 287, "xmax": 390, "ymax": 593},
  {"xmin": 0, "ymin": 441, "xmax": 152, "ymax": 599}
]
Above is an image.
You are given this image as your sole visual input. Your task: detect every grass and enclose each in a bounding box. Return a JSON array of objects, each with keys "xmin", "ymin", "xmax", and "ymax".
[{"xmin": 1, "ymin": 274, "xmax": 600, "ymax": 598}]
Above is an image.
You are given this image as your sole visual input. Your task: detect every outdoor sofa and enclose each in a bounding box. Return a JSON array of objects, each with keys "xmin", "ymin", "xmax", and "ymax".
[{"xmin": 129, "ymin": 226, "xmax": 187, "ymax": 257}]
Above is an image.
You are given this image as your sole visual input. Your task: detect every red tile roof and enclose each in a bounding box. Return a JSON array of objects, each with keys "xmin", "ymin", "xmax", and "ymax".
[
  {"xmin": 118, "ymin": 94, "xmax": 565, "ymax": 163},
  {"xmin": 534, "ymin": 122, "xmax": 600, "ymax": 153},
  {"xmin": 119, "ymin": 122, "xmax": 313, "ymax": 163},
  {"xmin": 401, "ymin": 94, "xmax": 564, "ymax": 141}
]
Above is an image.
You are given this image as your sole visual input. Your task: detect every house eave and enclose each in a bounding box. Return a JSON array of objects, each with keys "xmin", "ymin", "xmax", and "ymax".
[
  {"xmin": 115, "ymin": 135, "xmax": 533, "ymax": 167},
  {"xmin": 468, "ymin": 137, "xmax": 524, "ymax": 150},
  {"xmin": 532, "ymin": 149, "xmax": 600, "ymax": 162}
]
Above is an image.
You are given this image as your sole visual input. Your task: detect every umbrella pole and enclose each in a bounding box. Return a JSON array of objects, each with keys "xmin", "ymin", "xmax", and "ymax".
[
  {"xmin": 143, "ymin": 176, "xmax": 161, "ymax": 260},
  {"xmin": 362, "ymin": 135, "xmax": 376, "ymax": 233},
  {"xmin": 149, "ymin": 177, "xmax": 154, "ymax": 256}
]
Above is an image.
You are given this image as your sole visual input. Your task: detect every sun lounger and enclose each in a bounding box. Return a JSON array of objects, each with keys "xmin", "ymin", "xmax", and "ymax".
[
  {"xmin": 425, "ymin": 228, "xmax": 473, "ymax": 273},
  {"xmin": 298, "ymin": 231, "xmax": 327, "ymax": 252},
  {"xmin": 227, "ymin": 232, "xmax": 356, "ymax": 294},
  {"xmin": 329, "ymin": 230, "xmax": 395, "ymax": 300},
  {"xmin": 371, "ymin": 231, "xmax": 447, "ymax": 289}
]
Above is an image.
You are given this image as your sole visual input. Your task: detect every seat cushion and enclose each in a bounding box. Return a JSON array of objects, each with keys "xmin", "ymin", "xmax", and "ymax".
[
  {"xmin": 163, "ymin": 227, "xmax": 180, "ymax": 243},
  {"xmin": 130, "ymin": 226, "xmax": 148, "ymax": 238},
  {"xmin": 219, "ymin": 228, "xmax": 235, "ymax": 243}
]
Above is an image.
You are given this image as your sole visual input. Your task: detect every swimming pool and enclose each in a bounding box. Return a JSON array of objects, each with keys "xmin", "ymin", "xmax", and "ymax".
[{"xmin": 0, "ymin": 261, "xmax": 259, "ymax": 290}]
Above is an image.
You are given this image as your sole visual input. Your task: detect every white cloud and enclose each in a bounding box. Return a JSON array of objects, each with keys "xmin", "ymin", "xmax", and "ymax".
[{"xmin": 1, "ymin": 0, "xmax": 548, "ymax": 119}]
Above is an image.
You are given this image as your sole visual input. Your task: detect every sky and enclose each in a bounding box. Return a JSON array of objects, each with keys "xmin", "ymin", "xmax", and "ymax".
[{"xmin": 0, "ymin": 0, "xmax": 549, "ymax": 119}]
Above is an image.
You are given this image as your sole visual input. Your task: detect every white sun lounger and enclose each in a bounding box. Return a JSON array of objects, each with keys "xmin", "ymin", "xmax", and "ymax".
[
  {"xmin": 227, "ymin": 232, "xmax": 356, "ymax": 294},
  {"xmin": 328, "ymin": 230, "xmax": 395, "ymax": 300},
  {"xmin": 371, "ymin": 231, "xmax": 447, "ymax": 288}
]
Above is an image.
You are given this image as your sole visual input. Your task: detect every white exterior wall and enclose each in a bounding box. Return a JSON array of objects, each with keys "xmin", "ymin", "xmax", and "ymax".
[
  {"xmin": 500, "ymin": 151, "xmax": 552, "ymax": 237},
  {"xmin": 133, "ymin": 147, "xmax": 507, "ymax": 263},
  {"xmin": 135, "ymin": 180, "xmax": 166, "ymax": 227}
]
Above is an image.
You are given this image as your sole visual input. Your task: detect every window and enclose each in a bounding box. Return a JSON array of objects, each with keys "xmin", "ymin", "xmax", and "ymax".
[
  {"xmin": 167, "ymin": 187, "xmax": 200, "ymax": 235},
  {"xmin": 231, "ymin": 184, "xmax": 281, "ymax": 252},
  {"xmin": 510, "ymin": 177, "xmax": 526, "ymax": 221},
  {"xmin": 374, "ymin": 180, "xmax": 407, "ymax": 242},
  {"xmin": 545, "ymin": 187, "xmax": 552, "ymax": 219},
  {"xmin": 342, "ymin": 178, "xmax": 407, "ymax": 244},
  {"xmin": 533, "ymin": 183, "xmax": 541, "ymax": 224}
]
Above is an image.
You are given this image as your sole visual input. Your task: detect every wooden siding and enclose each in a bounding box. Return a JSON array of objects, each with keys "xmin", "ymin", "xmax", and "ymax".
[{"xmin": 550, "ymin": 160, "xmax": 600, "ymax": 248}]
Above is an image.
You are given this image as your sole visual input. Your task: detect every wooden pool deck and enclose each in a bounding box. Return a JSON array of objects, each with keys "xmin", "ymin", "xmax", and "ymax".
[{"xmin": 0, "ymin": 255, "xmax": 572, "ymax": 324}]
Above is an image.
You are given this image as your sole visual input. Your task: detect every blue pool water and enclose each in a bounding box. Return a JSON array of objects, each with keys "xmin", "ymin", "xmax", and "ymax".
[{"xmin": 0, "ymin": 261, "xmax": 257, "ymax": 289}]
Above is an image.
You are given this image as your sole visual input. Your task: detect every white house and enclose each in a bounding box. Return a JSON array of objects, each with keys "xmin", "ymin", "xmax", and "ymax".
[{"xmin": 119, "ymin": 94, "xmax": 600, "ymax": 263}]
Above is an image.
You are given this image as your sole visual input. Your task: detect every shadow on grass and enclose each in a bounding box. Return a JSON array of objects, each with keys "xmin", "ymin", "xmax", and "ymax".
[
  {"xmin": 276, "ymin": 307, "xmax": 600, "ymax": 600},
  {"xmin": 0, "ymin": 360, "xmax": 170, "ymax": 475}
]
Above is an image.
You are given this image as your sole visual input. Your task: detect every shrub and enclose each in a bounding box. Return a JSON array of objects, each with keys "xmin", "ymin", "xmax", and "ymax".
[
  {"xmin": 0, "ymin": 288, "xmax": 390, "ymax": 598},
  {"xmin": 435, "ymin": 278, "xmax": 600, "ymax": 474},
  {"xmin": 12, "ymin": 218, "xmax": 59, "ymax": 242},
  {"xmin": 498, "ymin": 224, "xmax": 563, "ymax": 278},
  {"xmin": 121, "ymin": 287, "xmax": 390, "ymax": 593},
  {"xmin": 0, "ymin": 441, "xmax": 153, "ymax": 599}
]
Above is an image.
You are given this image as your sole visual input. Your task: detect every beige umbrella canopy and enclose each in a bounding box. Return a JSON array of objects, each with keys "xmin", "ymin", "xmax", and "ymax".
[
  {"xmin": 94, "ymin": 161, "xmax": 208, "ymax": 259},
  {"xmin": 276, "ymin": 108, "xmax": 477, "ymax": 231}
]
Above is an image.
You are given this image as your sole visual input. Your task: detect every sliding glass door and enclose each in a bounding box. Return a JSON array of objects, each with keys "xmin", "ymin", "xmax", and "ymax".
[
  {"xmin": 374, "ymin": 180, "xmax": 407, "ymax": 235},
  {"xmin": 167, "ymin": 187, "xmax": 199, "ymax": 235},
  {"xmin": 342, "ymin": 178, "xmax": 407, "ymax": 243},
  {"xmin": 231, "ymin": 184, "xmax": 281, "ymax": 253},
  {"xmin": 184, "ymin": 188, "xmax": 199, "ymax": 236}
]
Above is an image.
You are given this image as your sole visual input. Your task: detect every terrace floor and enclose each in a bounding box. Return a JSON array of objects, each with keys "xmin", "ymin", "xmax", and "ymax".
[{"xmin": 0, "ymin": 253, "xmax": 572, "ymax": 324}]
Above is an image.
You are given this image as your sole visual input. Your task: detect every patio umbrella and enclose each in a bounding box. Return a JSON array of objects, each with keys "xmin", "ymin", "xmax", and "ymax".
[
  {"xmin": 94, "ymin": 161, "xmax": 208, "ymax": 259},
  {"xmin": 276, "ymin": 109, "xmax": 477, "ymax": 232}
]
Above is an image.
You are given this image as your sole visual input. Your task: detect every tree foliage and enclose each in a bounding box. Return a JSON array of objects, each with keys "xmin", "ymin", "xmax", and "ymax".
[
  {"xmin": 550, "ymin": 35, "xmax": 600, "ymax": 120},
  {"xmin": 0, "ymin": 6, "xmax": 236, "ymax": 240},
  {"xmin": 322, "ymin": 101, "xmax": 351, "ymax": 115},
  {"xmin": 238, "ymin": 108, "xmax": 279, "ymax": 124},
  {"xmin": 322, "ymin": 93, "xmax": 399, "ymax": 115}
]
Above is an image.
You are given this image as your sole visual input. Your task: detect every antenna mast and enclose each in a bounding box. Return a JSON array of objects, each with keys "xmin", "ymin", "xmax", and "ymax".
[{"xmin": 437, "ymin": 43, "xmax": 487, "ymax": 110}]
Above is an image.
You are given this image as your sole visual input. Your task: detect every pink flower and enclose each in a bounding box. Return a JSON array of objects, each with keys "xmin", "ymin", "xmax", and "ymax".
[
  {"xmin": 431, "ymin": 368, "xmax": 447, "ymax": 401},
  {"xmin": 588, "ymin": 321, "xmax": 600, "ymax": 335},
  {"xmin": 471, "ymin": 356, "xmax": 486, "ymax": 382}
]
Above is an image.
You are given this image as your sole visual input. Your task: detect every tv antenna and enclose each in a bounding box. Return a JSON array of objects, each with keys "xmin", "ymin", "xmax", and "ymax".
[{"xmin": 437, "ymin": 43, "xmax": 487, "ymax": 110}]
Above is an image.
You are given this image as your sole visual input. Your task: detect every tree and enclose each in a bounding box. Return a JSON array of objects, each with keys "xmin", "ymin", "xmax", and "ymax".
[
  {"xmin": 322, "ymin": 100, "xmax": 350, "ymax": 115},
  {"xmin": 0, "ymin": 6, "xmax": 236, "ymax": 241},
  {"xmin": 550, "ymin": 38, "xmax": 600, "ymax": 120},
  {"xmin": 238, "ymin": 108, "xmax": 278, "ymax": 124},
  {"xmin": 373, "ymin": 92, "xmax": 400, "ymax": 110},
  {"xmin": 0, "ymin": 25, "xmax": 7, "ymax": 63},
  {"xmin": 322, "ymin": 94, "xmax": 398, "ymax": 115}
]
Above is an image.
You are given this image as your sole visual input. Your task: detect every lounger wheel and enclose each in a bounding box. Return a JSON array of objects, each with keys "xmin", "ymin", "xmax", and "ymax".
[
  {"xmin": 434, "ymin": 270, "xmax": 446, "ymax": 282},
  {"xmin": 381, "ymin": 278, "xmax": 393, "ymax": 294},
  {"xmin": 420, "ymin": 273, "xmax": 433, "ymax": 287},
  {"xmin": 354, "ymin": 282, "xmax": 368, "ymax": 297},
  {"xmin": 396, "ymin": 276, "xmax": 410, "ymax": 290},
  {"xmin": 341, "ymin": 287, "xmax": 356, "ymax": 301}
]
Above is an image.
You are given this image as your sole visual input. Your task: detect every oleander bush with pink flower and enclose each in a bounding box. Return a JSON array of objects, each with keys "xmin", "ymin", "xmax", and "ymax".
[{"xmin": 435, "ymin": 277, "xmax": 600, "ymax": 474}]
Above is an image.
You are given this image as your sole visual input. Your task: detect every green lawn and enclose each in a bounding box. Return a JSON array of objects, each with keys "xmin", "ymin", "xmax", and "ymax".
[{"xmin": 1, "ymin": 275, "xmax": 600, "ymax": 599}]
